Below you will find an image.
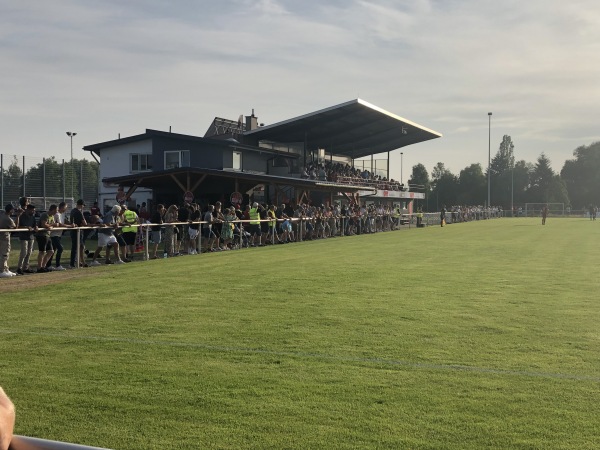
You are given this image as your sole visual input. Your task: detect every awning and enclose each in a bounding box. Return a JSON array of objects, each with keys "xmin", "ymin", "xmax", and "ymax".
[{"xmin": 244, "ymin": 98, "xmax": 442, "ymax": 159}]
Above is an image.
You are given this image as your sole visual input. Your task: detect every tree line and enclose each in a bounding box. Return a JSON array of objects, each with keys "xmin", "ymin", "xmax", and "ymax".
[
  {"xmin": 1, "ymin": 156, "xmax": 99, "ymax": 203},
  {"xmin": 408, "ymin": 137, "xmax": 600, "ymax": 211}
]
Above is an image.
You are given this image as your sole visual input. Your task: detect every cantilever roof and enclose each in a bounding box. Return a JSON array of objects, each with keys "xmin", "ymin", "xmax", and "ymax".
[{"xmin": 244, "ymin": 98, "xmax": 442, "ymax": 159}]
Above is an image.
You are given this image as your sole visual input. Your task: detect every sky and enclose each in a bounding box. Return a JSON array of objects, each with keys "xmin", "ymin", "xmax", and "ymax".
[{"xmin": 1, "ymin": 0, "xmax": 599, "ymax": 183}]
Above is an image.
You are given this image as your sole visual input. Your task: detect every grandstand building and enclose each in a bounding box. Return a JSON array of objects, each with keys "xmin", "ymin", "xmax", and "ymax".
[{"xmin": 83, "ymin": 99, "xmax": 441, "ymax": 212}]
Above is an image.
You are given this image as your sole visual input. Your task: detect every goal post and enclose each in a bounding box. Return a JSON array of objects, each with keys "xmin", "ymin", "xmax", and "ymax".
[{"xmin": 524, "ymin": 203, "xmax": 565, "ymax": 217}]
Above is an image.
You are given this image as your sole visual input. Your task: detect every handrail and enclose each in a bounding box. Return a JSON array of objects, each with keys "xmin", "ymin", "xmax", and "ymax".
[{"xmin": 9, "ymin": 435, "xmax": 112, "ymax": 450}]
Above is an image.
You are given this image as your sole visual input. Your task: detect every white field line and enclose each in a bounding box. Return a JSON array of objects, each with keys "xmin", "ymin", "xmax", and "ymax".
[{"xmin": 1, "ymin": 328, "xmax": 598, "ymax": 382}]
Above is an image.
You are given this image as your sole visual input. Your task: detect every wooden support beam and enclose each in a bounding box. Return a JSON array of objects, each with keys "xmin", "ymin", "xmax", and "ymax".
[
  {"xmin": 125, "ymin": 179, "xmax": 143, "ymax": 200},
  {"xmin": 170, "ymin": 174, "xmax": 186, "ymax": 192},
  {"xmin": 191, "ymin": 174, "xmax": 207, "ymax": 192}
]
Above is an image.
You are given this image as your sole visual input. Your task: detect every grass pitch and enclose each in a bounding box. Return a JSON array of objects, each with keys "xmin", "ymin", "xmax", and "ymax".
[{"xmin": 1, "ymin": 218, "xmax": 600, "ymax": 449}]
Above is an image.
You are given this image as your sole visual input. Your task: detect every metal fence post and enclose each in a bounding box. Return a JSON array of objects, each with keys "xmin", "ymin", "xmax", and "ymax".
[
  {"xmin": 42, "ymin": 158, "xmax": 46, "ymax": 209},
  {"xmin": 62, "ymin": 159, "xmax": 66, "ymax": 202},
  {"xmin": 142, "ymin": 224, "xmax": 147, "ymax": 260},
  {"xmin": 80, "ymin": 161, "xmax": 83, "ymax": 201},
  {"xmin": 22, "ymin": 155, "xmax": 26, "ymax": 198}
]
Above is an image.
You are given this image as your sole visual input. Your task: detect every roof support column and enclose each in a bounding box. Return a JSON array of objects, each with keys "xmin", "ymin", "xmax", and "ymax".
[{"xmin": 387, "ymin": 151, "xmax": 390, "ymax": 180}]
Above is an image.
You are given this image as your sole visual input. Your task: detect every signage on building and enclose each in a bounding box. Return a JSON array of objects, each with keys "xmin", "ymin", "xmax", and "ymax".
[{"xmin": 183, "ymin": 191, "xmax": 194, "ymax": 203}]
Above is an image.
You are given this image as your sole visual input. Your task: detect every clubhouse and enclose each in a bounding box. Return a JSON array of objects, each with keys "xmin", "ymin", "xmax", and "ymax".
[{"xmin": 83, "ymin": 99, "xmax": 441, "ymax": 213}]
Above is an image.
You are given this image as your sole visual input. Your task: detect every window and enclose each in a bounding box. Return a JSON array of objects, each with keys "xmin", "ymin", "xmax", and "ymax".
[
  {"xmin": 232, "ymin": 151, "xmax": 242, "ymax": 171},
  {"xmin": 164, "ymin": 150, "xmax": 190, "ymax": 169},
  {"xmin": 131, "ymin": 154, "xmax": 152, "ymax": 173}
]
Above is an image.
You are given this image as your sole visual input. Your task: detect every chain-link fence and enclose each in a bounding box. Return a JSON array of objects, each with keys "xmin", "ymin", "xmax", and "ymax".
[{"xmin": 0, "ymin": 154, "xmax": 99, "ymax": 210}]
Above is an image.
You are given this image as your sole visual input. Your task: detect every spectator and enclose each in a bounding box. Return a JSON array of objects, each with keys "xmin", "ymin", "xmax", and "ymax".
[
  {"xmin": 121, "ymin": 204, "xmax": 140, "ymax": 261},
  {"xmin": 16, "ymin": 204, "xmax": 37, "ymax": 275},
  {"xmin": 0, "ymin": 204, "xmax": 17, "ymax": 277},
  {"xmin": 163, "ymin": 205, "xmax": 178, "ymax": 257},
  {"xmin": 188, "ymin": 204, "xmax": 201, "ymax": 255},
  {"xmin": 116, "ymin": 207, "xmax": 130, "ymax": 262},
  {"xmin": 277, "ymin": 204, "xmax": 291, "ymax": 243},
  {"xmin": 35, "ymin": 204, "xmax": 57, "ymax": 273},
  {"xmin": 48, "ymin": 201, "xmax": 71, "ymax": 271},
  {"xmin": 202, "ymin": 205, "xmax": 219, "ymax": 252},
  {"xmin": 221, "ymin": 206, "xmax": 236, "ymax": 249},
  {"xmin": 266, "ymin": 205, "xmax": 278, "ymax": 243},
  {"xmin": 69, "ymin": 199, "xmax": 88, "ymax": 269},
  {"xmin": 149, "ymin": 204, "xmax": 165, "ymax": 259},
  {"xmin": 139, "ymin": 201, "xmax": 151, "ymax": 221},
  {"xmin": 213, "ymin": 202, "xmax": 225, "ymax": 250},
  {"xmin": 248, "ymin": 202, "xmax": 263, "ymax": 247},
  {"xmin": 90, "ymin": 201, "xmax": 102, "ymax": 218},
  {"xmin": 259, "ymin": 203, "xmax": 269, "ymax": 244},
  {"xmin": 178, "ymin": 203, "xmax": 190, "ymax": 255},
  {"xmin": 96, "ymin": 205, "xmax": 125, "ymax": 265}
]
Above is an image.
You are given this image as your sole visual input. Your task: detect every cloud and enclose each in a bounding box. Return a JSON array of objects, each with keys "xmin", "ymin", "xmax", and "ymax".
[{"xmin": 0, "ymin": 0, "xmax": 599, "ymax": 177}]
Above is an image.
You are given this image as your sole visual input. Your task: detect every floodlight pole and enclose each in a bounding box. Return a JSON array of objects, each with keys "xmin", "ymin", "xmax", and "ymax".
[
  {"xmin": 511, "ymin": 163, "xmax": 514, "ymax": 217},
  {"xmin": 67, "ymin": 131, "xmax": 77, "ymax": 200},
  {"xmin": 487, "ymin": 113, "xmax": 492, "ymax": 208}
]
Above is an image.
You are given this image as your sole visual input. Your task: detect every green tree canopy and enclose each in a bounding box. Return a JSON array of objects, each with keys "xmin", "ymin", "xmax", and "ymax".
[
  {"xmin": 528, "ymin": 153, "xmax": 569, "ymax": 205},
  {"xmin": 457, "ymin": 163, "xmax": 486, "ymax": 205},
  {"xmin": 409, "ymin": 163, "xmax": 430, "ymax": 191},
  {"xmin": 560, "ymin": 141, "xmax": 600, "ymax": 208}
]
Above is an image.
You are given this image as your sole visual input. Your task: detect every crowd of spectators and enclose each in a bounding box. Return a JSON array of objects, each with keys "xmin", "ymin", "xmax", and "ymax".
[
  {"xmin": 0, "ymin": 196, "xmax": 508, "ymax": 277},
  {"xmin": 301, "ymin": 161, "xmax": 404, "ymax": 191},
  {"xmin": 447, "ymin": 205, "xmax": 503, "ymax": 223},
  {"xmin": 0, "ymin": 198, "xmax": 410, "ymax": 275}
]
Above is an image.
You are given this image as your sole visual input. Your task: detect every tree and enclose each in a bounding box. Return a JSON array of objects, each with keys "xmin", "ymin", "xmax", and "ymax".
[
  {"xmin": 24, "ymin": 157, "xmax": 64, "ymax": 198},
  {"xmin": 512, "ymin": 160, "xmax": 533, "ymax": 206},
  {"xmin": 489, "ymin": 135, "xmax": 515, "ymax": 177},
  {"xmin": 432, "ymin": 170, "xmax": 459, "ymax": 210},
  {"xmin": 528, "ymin": 153, "xmax": 569, "ymax": 205},
  {"xmin": 1, "ymin": 157, "xmax": 23, "ymax": 203},
  {"xmin": 457, "ymin": 163, "xmax": 486, "ymax": 205},
  {"xmin": 560, "ymin": 141, "xmax": 600, "ymax": 209},
  {"xmin": 409, "ymin": 163, "xmax": 430, "ymax": 191},
  {"xmin": 431, "ymin": 162, "xmax": 449, "ymax": 183},
  {"xmin": 409, "ymin": 163, "xmax": 431, "ymax": 210},
  {"xmin": 489, "ymin": 135, "xmax": 516, "ymax": 208},
  {"xmin": 429, "ymin": 163, "xmax": 458, "ymax": 210}
]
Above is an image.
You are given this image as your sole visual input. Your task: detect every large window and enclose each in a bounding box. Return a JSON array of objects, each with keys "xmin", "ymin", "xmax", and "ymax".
[
  {"xmin": 232, "ymin": 151, "xmax": 242, "ymax": 171},
  {"xmin": 164, "ymin": 150, "xmax": 190, "ymax": 169},
  {"xmin": 131, "ymin": 154, "xmax": 152, "ymax": 172}
]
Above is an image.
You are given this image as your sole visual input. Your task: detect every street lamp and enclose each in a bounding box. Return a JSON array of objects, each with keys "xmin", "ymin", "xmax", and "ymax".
[
  {"xmin": 66, "ymin": 131, "xmax": 77, "ymax": 200},
  {"xmin": 487, "ymin": 113, "xmax": 492, "ymax": 208}
]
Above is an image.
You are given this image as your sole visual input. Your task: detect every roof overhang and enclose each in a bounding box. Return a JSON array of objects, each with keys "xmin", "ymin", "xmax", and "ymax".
[
  {"xmin": 244, "ymin": 98, "xmax": 442, "ymax": 159},
  {"xmin": 102, "ymin": 167, "xmax": 375, "ymax": 194}
]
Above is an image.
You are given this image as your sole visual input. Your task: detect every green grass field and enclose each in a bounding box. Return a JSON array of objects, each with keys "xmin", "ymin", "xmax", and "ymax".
[{"xmin": 1, "ymin": 218, "xmax": 600, "ymax": 449}]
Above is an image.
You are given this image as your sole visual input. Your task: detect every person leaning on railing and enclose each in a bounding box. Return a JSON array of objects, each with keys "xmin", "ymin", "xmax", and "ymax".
[
  {"xmin": 69, "ymin": 199, "xmax": 88, "ymax": 269},
  {"xmin": 0, "ymin": 204, "xmax": 17, "ymax": 277}
]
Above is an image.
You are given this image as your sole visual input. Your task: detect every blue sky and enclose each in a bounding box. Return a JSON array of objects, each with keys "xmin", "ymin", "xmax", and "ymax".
[{"xmin": 1, "ymin": 0, "xmax": 599, "ymax": 182}]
